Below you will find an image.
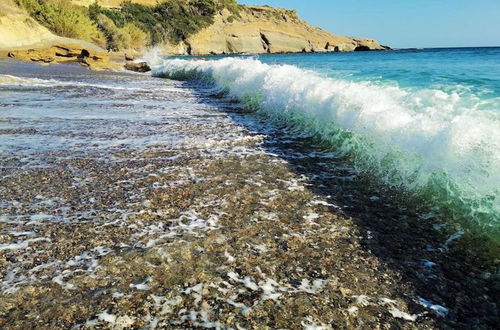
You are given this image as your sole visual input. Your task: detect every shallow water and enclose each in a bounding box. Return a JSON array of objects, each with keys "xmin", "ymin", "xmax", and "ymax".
[
  {"xmin": 0, "ymin": 60, "xmax": 498, "ymax": 328},
  {"xmin": 150, "ymin": 48, "xmax": 500, "ymax": 241}
]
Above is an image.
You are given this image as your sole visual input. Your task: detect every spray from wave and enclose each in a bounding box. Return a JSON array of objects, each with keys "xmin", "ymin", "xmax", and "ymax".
[{"xmin": 151, "ymin": 56, "xmax": 499, "ymax": 240}]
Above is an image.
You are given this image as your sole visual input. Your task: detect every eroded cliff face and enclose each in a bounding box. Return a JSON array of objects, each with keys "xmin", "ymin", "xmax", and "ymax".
[{"xmin": 163, "ymin": 6, "xmax": 388, "ymax": 55}]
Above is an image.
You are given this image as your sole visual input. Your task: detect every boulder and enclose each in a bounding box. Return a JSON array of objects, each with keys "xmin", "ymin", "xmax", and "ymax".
[
  {"xmin": 124, "ymin": 61, "xmax": 151, "ymax": 73},
  {"xmin": 79, "ymin": 49, "xmax": 90, "ymax": 59}
]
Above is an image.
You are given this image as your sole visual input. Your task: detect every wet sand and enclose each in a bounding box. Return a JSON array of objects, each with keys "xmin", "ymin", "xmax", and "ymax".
[{"xmin": 0, "ymin": 61, "xmax": 498, "ymax": 329}]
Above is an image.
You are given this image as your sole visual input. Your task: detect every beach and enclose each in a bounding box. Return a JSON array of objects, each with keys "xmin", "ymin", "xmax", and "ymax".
[{"xmin": 0, "ymin": 58, "xmax": 498, "ymax": 328}]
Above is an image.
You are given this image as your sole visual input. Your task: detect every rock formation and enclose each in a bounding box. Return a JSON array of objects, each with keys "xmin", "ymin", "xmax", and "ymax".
[
  {"xmin": 163, "ymin": 6, "xmax": 389, "ymax": 55},
  {"xmin": 6, "ymin": 44, "xmax": 121, "ymax": 71},
  {"xmin": 124, "ymin": 61, "xmax": 151, "ymax": 73}
]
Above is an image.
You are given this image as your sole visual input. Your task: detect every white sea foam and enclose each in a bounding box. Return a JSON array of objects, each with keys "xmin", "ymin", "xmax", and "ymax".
[
  {"xmin": 151, "ymin": 57, "xmax": 500, "ymax": 236},
  {"xmin": 0, "ymin": 74, "xmax": 179, "ymax": 92},
  {"xmin": 415, "ymin": 297, "xmax": 449, "ymax": 317},
  {"xmin": 0, "ymin": 237, "xmax": 50, "ymax": 251}
]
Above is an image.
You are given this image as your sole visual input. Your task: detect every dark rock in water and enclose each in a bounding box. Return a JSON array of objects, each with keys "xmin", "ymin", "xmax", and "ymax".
[
  {"xmin": 125, "ymin": 61, "xmax": 151, "ymax": 73},
  {"xmin": 7, "ymin": 52, "xmax": 15, "ymax": 58}
]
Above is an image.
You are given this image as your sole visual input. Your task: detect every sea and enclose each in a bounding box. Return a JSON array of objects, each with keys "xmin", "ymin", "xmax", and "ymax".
[
  {"xmin": 150, "ymin": 47, "xmax": 500, "ymax": 243},
  {"xmin": 0, "ymin": 47, "xmax": 499, "ymax": 326}
]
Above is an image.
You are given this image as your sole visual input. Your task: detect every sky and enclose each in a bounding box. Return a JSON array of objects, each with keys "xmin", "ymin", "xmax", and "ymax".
[{"xmin": 238, "ymin": 0, "xmax": 500, "ymax": 48}]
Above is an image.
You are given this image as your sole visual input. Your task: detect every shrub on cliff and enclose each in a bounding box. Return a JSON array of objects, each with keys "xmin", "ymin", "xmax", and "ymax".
[
  {"xmin": 121, "ymin": 23, "xmax": 148, "ymax": 50},
  {"xmin": 154, "ymin": 0, "xmax": 217, "ymax": 43},
  {"xmin": 91, "ymin": 0, "xmax": 221, "ymax": 45},
  {"xmin": 15, "ymin": 0, "xmax": 105, "ymax": 46},
  {"xmin": 218, "ymin": 0, "xmax": 241, "ymax": 16},
  {"xmin": 94, "ymin": 14, "xmax": 147, "ymax": 51}
]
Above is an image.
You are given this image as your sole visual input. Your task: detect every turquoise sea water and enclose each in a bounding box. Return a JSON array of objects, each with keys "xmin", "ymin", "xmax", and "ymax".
[{"xmin": 151, "ymin": 47, "xmax": 500, "ymax": 241}]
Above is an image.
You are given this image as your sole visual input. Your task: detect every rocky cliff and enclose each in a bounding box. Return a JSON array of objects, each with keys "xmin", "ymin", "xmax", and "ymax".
[{"xmin": 164, "ymin": 6, "xmax": 388, "ymax": 55}]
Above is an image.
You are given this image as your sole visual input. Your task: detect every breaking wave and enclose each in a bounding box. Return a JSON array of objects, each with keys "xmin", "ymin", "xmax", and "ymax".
[{"xmin": 151, "ymin": 57, "xmax": 500, "ymax": 240}]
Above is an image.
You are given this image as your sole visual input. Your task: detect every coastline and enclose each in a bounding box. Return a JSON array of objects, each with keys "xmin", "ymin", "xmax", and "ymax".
[
  {"xmin": 0, "ymin": 44, "xmax": 389, "ymax": 74},
  {"xmin": 0, "ymin": 60, "xmax": 498, "ymax": 328},
  {"xmin": 0, "ymin": 0, "xmax": 390, "ymax": 71}
]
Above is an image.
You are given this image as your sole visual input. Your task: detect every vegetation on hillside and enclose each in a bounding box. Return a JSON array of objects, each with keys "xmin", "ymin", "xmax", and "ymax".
[
  {"xmin": 15, "ymin": 0, "xmax": 105, "ymax": 46},
  {"xmin": 16, "ymin": 0, "xmax": 243, "ymax": 51},
  {"xmin": 89, "ymin": 0, "xmax": 234, "ymax": 45},
  {"xmin": 94, "ymin": 14, "xmax": 148, "ymax": 51}
]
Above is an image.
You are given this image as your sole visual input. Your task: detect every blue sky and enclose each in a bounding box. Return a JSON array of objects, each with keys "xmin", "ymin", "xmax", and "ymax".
[{"xmin": 239, "ymin": 0, "xmax": 500, "ymax": 48}]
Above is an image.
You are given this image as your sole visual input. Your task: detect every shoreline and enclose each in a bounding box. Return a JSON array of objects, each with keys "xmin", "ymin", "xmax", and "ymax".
[
  {"xmin": 0, "ymin": 40, "xmax": 393, "ymax": 73},
  {"xmin": 0, "ymin": 60, "xmax": 498, "ymax": 328}
]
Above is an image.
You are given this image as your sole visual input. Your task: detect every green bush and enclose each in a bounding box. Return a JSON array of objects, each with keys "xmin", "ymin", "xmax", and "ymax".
[
  {"xmin": 154, "ymin": 0, "xmax": 217, "ymax": 43},
  {"xmin": 16, "ymin": 0, "xmax": 105, "ymax": 46},
  {"xmin": 122, "ymin": 23, "xmax": 148, "ymax": 50},
  {"xmin": 94, "ymin": 14, "xmax": 147, "ymax": 51},
  {"xmin": 95, "ymin": 14, "xmax": 125, "ymax": 51}
]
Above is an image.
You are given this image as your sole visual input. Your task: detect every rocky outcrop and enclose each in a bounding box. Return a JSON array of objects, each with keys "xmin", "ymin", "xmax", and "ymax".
[
  {"xmin": 163, "ymin": 6, "xmax": 388, "ymax": 55},
  {"xmin": 6, "ymin": 44, "xmax": 121, "ymax": 71},
  {"xmin": 0, "ymin": 0, "xmax": 121, "ymax": 70},
  {"xmin": 124, "ymin": 61, "xmax": 151, "ymax": 73}
]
